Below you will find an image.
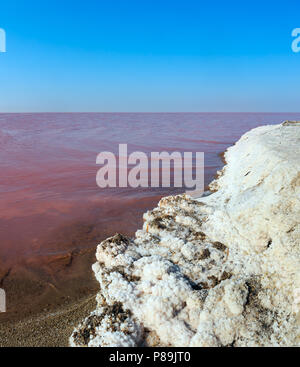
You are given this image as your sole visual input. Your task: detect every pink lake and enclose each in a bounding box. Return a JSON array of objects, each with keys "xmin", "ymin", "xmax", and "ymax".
[{"xmin": 1, "ymin": 112, "xmax": 299, "ymax": 266}]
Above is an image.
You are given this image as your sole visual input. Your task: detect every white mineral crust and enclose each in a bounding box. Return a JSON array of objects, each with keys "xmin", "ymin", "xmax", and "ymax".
[{"xmin": 70, "ymin": 121, "xmax": 300, "ymax": 347}]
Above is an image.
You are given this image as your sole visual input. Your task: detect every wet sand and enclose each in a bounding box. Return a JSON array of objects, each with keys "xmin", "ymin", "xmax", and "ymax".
[
  {"xmin": 0, "ymin": 247, "xmax": 99, "ymax": 347},
  {"xmin": 0, "ymin": 293, "xmax": 97, "ymax": 347}
]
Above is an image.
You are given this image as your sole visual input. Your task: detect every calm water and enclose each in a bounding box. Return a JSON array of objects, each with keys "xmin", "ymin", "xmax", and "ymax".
[{"xmin": 1, "ymin": 112, "xmax": 299, "ymax": 264}]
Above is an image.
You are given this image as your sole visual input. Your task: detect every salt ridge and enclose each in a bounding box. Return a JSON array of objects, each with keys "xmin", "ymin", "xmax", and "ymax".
[{"xmin": 70, "ymin": 121, "xmax": 300, "ymax": 347}]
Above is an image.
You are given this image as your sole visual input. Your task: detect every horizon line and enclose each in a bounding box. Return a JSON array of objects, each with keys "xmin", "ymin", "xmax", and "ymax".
[{"xmin": 0, "ymin": 111, "xmax": 300, "ymax": 114}]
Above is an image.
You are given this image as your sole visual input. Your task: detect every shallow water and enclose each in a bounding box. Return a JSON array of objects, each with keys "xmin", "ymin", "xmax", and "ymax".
[{"xmin": 1, "ymin": 112, "xmax": 299, "ymax": 265}]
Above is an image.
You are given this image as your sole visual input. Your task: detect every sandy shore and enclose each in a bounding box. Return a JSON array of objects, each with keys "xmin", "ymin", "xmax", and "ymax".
[
  {"xmin": 0, "ymin": 247, "xmax": 99, "ymax": 347},
  {"xmin": 0, "ymin": 293, "xmax": 96, "ymax": 347}
]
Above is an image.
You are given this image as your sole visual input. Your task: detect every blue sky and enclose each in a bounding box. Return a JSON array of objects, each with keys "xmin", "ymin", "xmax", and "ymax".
[{"xmin": 0, "ymin": 0, "xmax": 299, "ymax": 112}]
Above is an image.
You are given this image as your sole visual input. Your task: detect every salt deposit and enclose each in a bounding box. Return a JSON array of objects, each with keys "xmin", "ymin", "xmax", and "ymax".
[{"xmin": 70, "ymin": 122, "xmax": 300, "ymax": 347}]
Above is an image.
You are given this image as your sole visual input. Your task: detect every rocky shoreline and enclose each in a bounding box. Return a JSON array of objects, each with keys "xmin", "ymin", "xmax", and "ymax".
[{"xmin": 70, "ymin": 122, "xmax": 300, "ymax": 347}]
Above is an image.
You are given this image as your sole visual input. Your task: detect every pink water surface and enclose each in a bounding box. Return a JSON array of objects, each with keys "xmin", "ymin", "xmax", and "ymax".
[{"xmin": 1, "ymin": 112, "xmax": 299, "ymax": 264}]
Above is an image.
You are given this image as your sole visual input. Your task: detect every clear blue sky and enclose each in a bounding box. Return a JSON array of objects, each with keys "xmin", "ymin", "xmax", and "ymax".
[{"xmin": 0, "ymin": 0, "xmax": 299, "ymax": 112}]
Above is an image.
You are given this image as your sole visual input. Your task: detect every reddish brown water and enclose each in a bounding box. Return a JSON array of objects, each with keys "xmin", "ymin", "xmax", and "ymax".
[{"xmin": 1, "ymin": 112, "xmax": 299, "ymax": 266}]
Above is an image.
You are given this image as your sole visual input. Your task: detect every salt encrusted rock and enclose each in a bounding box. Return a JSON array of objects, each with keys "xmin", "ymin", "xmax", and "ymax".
[
  {"xmin": 70, "ymin": 295, "xmax": 143, "ymax": 347},
  {"xmin": 70, "ymin": 122, "xmax": 300, "ymax": 347},
  {"xmin": 282, "ymin": 120, "xmax": 300, "ymax": 126}
]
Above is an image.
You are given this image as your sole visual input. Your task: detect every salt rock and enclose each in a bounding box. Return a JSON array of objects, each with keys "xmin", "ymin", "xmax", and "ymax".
[{"xmin": 70, "ymin": 122, "xmax": 300, "ymax": 347}]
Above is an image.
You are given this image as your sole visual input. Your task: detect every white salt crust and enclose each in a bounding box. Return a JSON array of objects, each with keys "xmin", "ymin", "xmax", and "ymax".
[{"xmin": 70, "ymin": 122, "xmax": 300, "ymax": 347}]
